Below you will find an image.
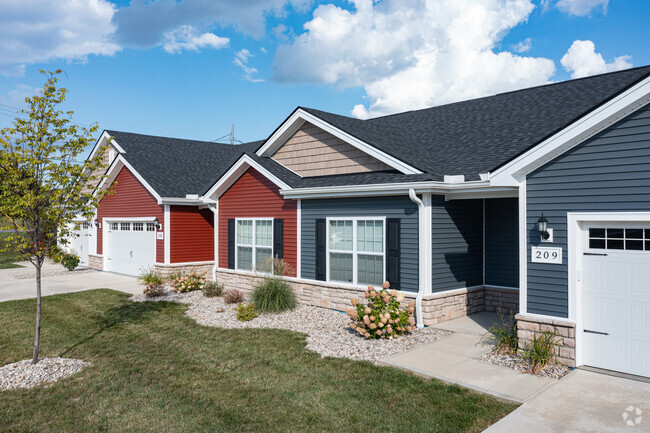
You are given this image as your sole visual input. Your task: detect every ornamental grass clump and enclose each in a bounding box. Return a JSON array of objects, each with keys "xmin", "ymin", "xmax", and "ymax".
[
  {"xmin": 252, "ymin": 277, "xmax": 296, "ymax": 313},
  {"xmin": 346, "ymin": 281, "xmax": 415, "ymax": 339},
  {"xmin": 137, "ymin": 267, "xmax": 166, "ymax": 297},
  {"xmin": 523, "ymin": 330, "xmax": 559, "ymax": 373},
  {"xmin": 202, "ymin": 280, "xmax": 224, "ymax": 298},
  {"xmin": 480, "ymin": 311, "xmax": 519, "ymax": 355},
  {"xmin": 168, "ymin": 271, "xmax": 206, "ymax": 293}
]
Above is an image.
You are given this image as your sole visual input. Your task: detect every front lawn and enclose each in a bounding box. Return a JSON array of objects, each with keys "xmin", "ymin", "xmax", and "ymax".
[{"xmin": 0, "ymin": 290, "xmax": 515, "ymax": 432}]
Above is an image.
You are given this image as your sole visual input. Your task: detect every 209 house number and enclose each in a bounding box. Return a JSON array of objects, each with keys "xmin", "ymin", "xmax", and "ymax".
[{"xmin": 531, "ymin": 246, "xmax": 562, "ymax": 264}]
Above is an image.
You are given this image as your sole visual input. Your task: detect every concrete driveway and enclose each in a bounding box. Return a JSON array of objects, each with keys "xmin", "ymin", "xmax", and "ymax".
[
  {"xmin": 0, "ymin": 261, "xmax": 141, "ymax": 302},
  {"xmin": 485, "ymin": 369, "xmax": 650, "ymax": 432}
]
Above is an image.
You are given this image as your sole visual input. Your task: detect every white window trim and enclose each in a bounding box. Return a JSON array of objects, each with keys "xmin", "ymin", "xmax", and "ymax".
[
  {"xmin": 235, "ymin": 217, "xmax": 274, "ymax": 273},
  {"xmin": 325, "ymin": 216, "xmax": 386, "ymax": 287}
]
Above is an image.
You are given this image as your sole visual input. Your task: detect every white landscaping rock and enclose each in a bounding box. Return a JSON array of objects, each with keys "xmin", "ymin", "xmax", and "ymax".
[
  {"xmin": 131, "ymin": 290, "xmax": 449, "ymax": 364},
  {"xmin": 477, "ymin": 351, "xmax": 569, "ymax": 379},
  {"xmin": 0, "ymin": 357, "xmax": 91, "ymax": 391}
]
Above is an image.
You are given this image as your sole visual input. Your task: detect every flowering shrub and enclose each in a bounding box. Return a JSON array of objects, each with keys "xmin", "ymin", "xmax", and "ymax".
[
  {"xmin": 168, "ymin": 271, "xmax": 206, "ymax": 293},
  {"xmin": 346, "ymin": 281, "xmax": 416, "ymax": 339}
]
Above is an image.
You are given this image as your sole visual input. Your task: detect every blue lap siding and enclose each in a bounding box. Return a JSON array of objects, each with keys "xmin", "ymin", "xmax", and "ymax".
[
  {"xmin": 300, "ymin": 196, "xmax": 419, "ymax": 292},
  {"xmin": 485, "ymin": 198, "xmax": 519, "ymax": 288},
  {"xmin": 431, "ymin": 197, "xmax": 483, "ymax": 292},
  {"xmin": 526, "ymin": 103, "xmax": 650, "ymax": 318}
]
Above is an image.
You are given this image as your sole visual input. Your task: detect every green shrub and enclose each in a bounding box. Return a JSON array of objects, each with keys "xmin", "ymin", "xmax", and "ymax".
[
  {"xmin": 346, "ymin": 281, "xmax": 415, "ymax": 339},
  {"xmin": 223, "ymin": 289, "xmax": 244, "ymax": 304},
  {"xmin": 61, "ymin": 253, "xmax": 80, "ymax": 271},
  {"xmin": 202, "ymin": 280, "xmax": 224, "ymax": 298},
  {"xmin": 252, "ymin": 277, "xmax": 296, "ymax": 313},
  {"xmin": 480, "ymin": 311, "xmax": 518, "ymax": 354},
  {"xmin": 138, "ymin": 267, "xmax": 166, "ymax": 297},
  {"xmin": 522, "ymin": 330, "xmax": 558, "ymax": 373},
  {"xmin": 236, "ymin": 303, "xmax": 258, "ymax": 322},
  {"xmin": 168, "ymin": 271, "xmax": 206, "ymax": 293}
]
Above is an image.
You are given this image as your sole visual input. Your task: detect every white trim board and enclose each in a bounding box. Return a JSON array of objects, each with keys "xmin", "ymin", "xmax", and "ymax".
[
  {"xmin": 567, "ymin": 211, "xmax": 650, "ymax": 367},
  {"xmin": 88, "ymin": 131, "xmax": 126, "ymax": 162},
  {"xmin": 490, "ymin": 75, "xmax": 650, "ymax": 186},
  {"xmin": 255, "ymin": 108, "xmax": 423, "ymax": 175},
  {"xmin": 203, "ymin": 154, "xmax": 291, "ymax": 200}
]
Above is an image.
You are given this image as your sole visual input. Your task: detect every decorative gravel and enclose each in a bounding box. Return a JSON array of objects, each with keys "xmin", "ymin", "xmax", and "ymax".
[
  {"xmin": 477, "ymin": 351, "xmax": 570, "ymax": 379},
  {"xmin": 0, "ymin": 358, "xmax": 91, "ymax": 391},
  {"xmin": 13, "ymin": 269, "xmax": 97, "ymax": 280},
  {"xmin": 131, "ymin": 290, "xmax": 450, "ymax": 364}
]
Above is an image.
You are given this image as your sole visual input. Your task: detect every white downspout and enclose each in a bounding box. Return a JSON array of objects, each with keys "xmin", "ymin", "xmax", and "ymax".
[
  {"xmin": 408, "ymin": 189, "xmax": 426, "ymax": 328},
  {"xmin": 209, "ymin": 202, "xmax": 218, "ymax": 281}
]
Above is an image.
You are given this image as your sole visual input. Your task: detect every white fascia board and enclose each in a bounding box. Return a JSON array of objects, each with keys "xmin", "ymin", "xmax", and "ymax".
[
  {"xmin": 88, "ymin": 131, "xmax": 126, "ymax": 162},
  {"xmin": 93, "ymin": 154, "xmax": 162, "ymax": 203},
  {"xmin": 490, "ymin": 75, "xmax": 650, "ymax": 186},
  {"xmin": 160, "ymin": 197, "xmax": 203, "ymax": 205},
  {"xmin": 280, "ymin": 180, "xmax": 517, "ymax": 200},
  {"xmin": 203, "ymin": 154, "xmax": 291, "ymax": 200},
  {"xmin": 255, "ymin": 108, "xmax": 423, "ymax": 175}
]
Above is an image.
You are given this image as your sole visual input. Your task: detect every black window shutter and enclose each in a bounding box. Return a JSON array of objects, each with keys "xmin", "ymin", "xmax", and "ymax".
[
  {"xmin": 386, "ymin": 218, "xmax": 401, "ymax": 290},
  {"xmin": 273, "ymin": 219, "xmax": 283, "ymax": 260},
  {"xmin": 228, "ymin": 219, "xmax": 235, "ymax": 269},
  {"xmin": 315, "ymin": 219, "xmax": 326, "ymax": 281}
]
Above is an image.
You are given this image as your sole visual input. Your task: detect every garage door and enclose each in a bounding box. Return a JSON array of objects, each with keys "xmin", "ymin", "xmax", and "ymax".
[
  {"xmin": 66, "ymin": 221, "xmax": 90, "ymax": 266},
  {"xmin": 105, "ymin": 221, "xmax": 156, "ymax": 276},
  {"xmin": 582, "ymin": 226, "xmax": 650, "ymax": 377}
]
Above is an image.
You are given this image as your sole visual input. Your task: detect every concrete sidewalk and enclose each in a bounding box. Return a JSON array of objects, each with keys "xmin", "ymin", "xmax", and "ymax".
[
  {"xmin": 381, "ymin": 312, "xmax": 558, "ymax": 403},
  {"xmin": 485, "ymin": 369, "xmax": 650, "ymax": 432},
  {"xmin": 0, "ymin": 261, "xmax": 140, "ymax": 302}
]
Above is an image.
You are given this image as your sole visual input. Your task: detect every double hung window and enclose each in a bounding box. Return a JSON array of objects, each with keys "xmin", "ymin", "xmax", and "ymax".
[
  {"xmin": 236, "ymin": 219, "xmax": 273, "ymax": 273},
  {"xmin": 327, "ymin": 218, "xmax": 384, "ymax": 286}
]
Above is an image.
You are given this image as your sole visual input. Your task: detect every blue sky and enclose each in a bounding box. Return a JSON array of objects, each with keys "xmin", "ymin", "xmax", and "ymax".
[{"xmin": 0, "ymin": 0, "xmax": 648, "ymax": 145}]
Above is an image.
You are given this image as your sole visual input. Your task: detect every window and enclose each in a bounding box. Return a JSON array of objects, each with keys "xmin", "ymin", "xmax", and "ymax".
[
  {"xmin": 327, "ymin": 218, "xmax": 384, "ymax": 286},
  {"xmin": 236, "ymin": 219, "xmax": 273, "ymax": 273},
  {"xmin": 146, "ymin": 222, "xmax": 156, "ymax": 231},
  {"xmin": 110, "ymin": 222, "xmax": 119, "ymax": 231},
  {"xmin": 589, "ymin": 227, "xmax": 650, "ymax": 251},
  {"xmin": 133, "ymin": 222, "xmax": 143, "ymax": 231},
  {"xmin": 120, "ymin": 222, "xmax": 130, "ymax": 231},
  {"xmin": 82, "ymin": 221, "xmax": 90, "ymax": 230}
]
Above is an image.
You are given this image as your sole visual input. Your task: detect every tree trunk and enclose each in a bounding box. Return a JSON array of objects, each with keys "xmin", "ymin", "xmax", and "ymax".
[{"xmin": 31, "ymin": 262, "xmax": 42, "ymax": 364}]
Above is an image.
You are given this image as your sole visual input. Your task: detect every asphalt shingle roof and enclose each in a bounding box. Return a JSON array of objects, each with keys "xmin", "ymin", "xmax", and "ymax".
[
  {"xmin": 106, "ymin": 66, "xmax": 650, "ymax": 195},
  {"xmin": 301, "ymin": 65, "xmax": 650, "ymax": 181}
]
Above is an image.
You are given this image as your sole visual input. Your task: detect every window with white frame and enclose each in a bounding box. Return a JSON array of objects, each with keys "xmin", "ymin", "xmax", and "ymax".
[
  {"xmin": 133, "ymin": 222, "xmax": 144, "ymax": 231},
  {"xmin": 146, "ymin": 222, "xmax": 156, "ymax": 231},
  {"xmin": 327, "ymin": 218, "xmax": 384, "ymax": 286},
  {"xmin": 120, "ymin": 222, "xmax": 130, "ymax": 231},
  {"xmin": 236, "ymin": 219, "xmax": 273, "ymax": 273},
  {"xmin": 110, "ymin": 222, "xmax": 119, "ymax": 231}
]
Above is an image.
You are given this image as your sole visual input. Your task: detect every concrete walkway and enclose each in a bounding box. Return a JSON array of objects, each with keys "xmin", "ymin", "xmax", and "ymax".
[
  {"xmin": 381, "ymin": 312, "xmax": 558, "ymax": 403},
  {"xmin": 485, "ymin": 369, "xmax": 650, "ymax": 432},
  {"xmin": 0, "ymin": 261, "xmax": 140, "ymax": 302}
]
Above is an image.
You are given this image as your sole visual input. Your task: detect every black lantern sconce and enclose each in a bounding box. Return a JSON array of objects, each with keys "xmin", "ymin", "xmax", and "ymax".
[
  {"xmin": 94, "ymin": 218, "xmax": 101, "ymax": 229},
  {"xmin": 153, "ymin": 217, "xmax": 161, "ymax": 231},
  {"xmin": 537, "ymin": 213, "xmax": 552, "ymax": 242}
]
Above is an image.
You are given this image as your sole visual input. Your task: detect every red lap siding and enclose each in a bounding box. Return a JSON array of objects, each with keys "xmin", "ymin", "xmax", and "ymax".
[
  {"xmin": 170, "ymin": 206, "xmax": 214, "ymax": 263},
  {"xmin": 97, "ymin": 167, "xmax": 164, "ymax": 263},
  {"xmin": 218, "ymin": 168, "xmax": 297, "ymax": 276}
]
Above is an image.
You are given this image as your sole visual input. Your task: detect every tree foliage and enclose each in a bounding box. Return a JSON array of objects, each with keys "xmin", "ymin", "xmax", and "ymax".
[{"xmin": 0, "ymin": 70, "xmax": 110, "ymax": 363}]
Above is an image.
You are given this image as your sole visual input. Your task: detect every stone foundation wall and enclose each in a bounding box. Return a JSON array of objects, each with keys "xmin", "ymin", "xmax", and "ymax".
[
  {"xmin": 88, "ymin": 254, "xmax": 103, "ymax": 271},
  {"xmin": 154, "ymin": 262, "xmax": 215, "ymax": 277},
  {"xmin": 484, "ymin": 286, "xmax": 519, "ymax": 314},
  {"xmin": 214, "ymin": 269, "xmax": 516, "ymax": 326},
  {"xmin": 516, "ymin": 314, "xmax": 576, "ymax": 367}
]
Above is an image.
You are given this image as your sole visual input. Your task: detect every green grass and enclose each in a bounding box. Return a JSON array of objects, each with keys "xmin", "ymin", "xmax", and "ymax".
[
  {"xmin": 0, "ymin": 232, "xmax": 23, "ymax": 269},
  {"xmin": 0, "ymin": 290, "xmax": 516, "ymax": 432}
]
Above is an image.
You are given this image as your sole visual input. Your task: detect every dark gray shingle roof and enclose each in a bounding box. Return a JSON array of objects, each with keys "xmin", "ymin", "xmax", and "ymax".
[{"xmin": 301, "ymin": 65, "xmax": 650, "ymax": 181}]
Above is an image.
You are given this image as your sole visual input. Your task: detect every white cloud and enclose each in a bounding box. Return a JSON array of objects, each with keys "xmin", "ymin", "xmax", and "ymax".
[
  {"xmin": 233, "ymin": 49, "xmax": 265, "ymax": 82},
  {"xmin": 0, "ymin": 0, "xmax": 120, "ymax": 76},
  {"xmin": 274, "ymin": 0, "xmax": 556, "ymax": 118},
  {"xmin": 511, "ymin": 37, "xmax": 532, "ymax": 53},
  {"xmin": 560, "ymin": 40, "xmax": 632, "ymax": 78},
  {"xmin": 163, "ymin": 25, "xmax": 229, "ymax": 54},
  {"xmin": 556, "ymin": 0, "xmax": 608, "ymax": 16}
]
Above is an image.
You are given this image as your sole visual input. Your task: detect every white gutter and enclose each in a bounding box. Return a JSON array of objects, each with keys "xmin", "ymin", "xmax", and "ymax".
[{"xmin": 408, "ymin": 189, "xmax": 425, "ymax": 328}]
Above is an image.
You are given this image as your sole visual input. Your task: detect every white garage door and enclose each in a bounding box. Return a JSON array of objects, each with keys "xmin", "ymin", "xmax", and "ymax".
[
  {"xmin": 582, "ymin": 226, "xmax": 650, "ymax": 377},
  {"xmin": 105, "ymin": 221, "xmax": 156, "ymax": 276},
  {"xmin": 66, "ymin": 221, "xmax": 90, "ymax": 266}
]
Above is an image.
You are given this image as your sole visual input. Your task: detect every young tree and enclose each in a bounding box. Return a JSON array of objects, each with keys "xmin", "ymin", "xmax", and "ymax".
[{"xmin": 0, "ymin": 70, "xmax": 109, "ymax": 364}]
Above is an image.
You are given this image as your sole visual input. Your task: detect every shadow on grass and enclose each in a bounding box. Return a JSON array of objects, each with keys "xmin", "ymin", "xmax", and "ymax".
[{"xmin": 58, "ymin": 299, "xmax": 170, "ymax": 358}]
